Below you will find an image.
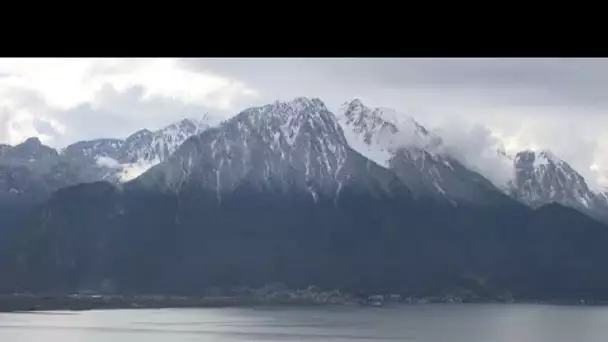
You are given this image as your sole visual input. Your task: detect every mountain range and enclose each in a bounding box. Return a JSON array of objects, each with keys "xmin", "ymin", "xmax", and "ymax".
[
  {"xmin": 0, "ymin": 117, "xmax": 209, "ymax": 204},
  {"xmin": 2, "ymin": 97, "xmax": 608, "ymax": 300},
  {"xmin": 3, "ymin": 98, "xmax": 606, "ymax": 220}
]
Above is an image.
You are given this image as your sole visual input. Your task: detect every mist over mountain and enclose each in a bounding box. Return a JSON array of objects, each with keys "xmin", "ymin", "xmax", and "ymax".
[
  {"xmin": 337, "ymin": 99, "xmax": 514, "ymax": 206},
  {"xmin": 333, "ymin": 99, "xmax": 608, "ymax": 223}
]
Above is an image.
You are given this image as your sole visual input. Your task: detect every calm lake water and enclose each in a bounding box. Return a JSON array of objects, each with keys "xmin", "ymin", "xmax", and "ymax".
[{"xmin": 1, "ymin": 304, "xmax": 608, "ymax": 341}]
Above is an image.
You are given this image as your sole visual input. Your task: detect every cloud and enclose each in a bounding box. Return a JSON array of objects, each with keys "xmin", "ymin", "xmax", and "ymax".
[
  {"xmin": 0, "ymin": 108, "xmax": 12, "ymax": 143},
  {"xmin": 433, "ymin": 120, "xmax": 514, "ymax": 187},
  {"xmin": 0, "ymin": 58, "xmax": 258, "ymax": 147},
  {"xmin": 95, "ymin": 156, "xmax": 159, "ymax": 182},
  {"xmin": 0, "ymin": 58, "xmax": 257, "ymax": 111},
  {"xmin": 178, "ymin": 58, "xmax": 608, "ymax": 112},
  {"xmin": 117, "ymin": 160, "xmax": 157, "ymax": 182},
  {"xmin": 95, "ymin": 156, "xmax": 121, "ymax": 169}
]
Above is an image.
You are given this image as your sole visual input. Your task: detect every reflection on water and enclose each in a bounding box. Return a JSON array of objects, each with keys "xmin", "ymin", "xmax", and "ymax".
[{"xmin": 1, "ymin": 304, "xmax": 608, "ymax": 341}]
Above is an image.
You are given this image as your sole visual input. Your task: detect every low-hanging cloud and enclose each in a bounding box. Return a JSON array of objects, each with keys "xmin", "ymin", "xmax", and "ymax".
[
  {"xmin": 433, "ymin": 120, "xmax": 514, "ymax": 188},
  {"xmin": 95, "ymin": 156, "xmax": 121, "ymax": 169}
]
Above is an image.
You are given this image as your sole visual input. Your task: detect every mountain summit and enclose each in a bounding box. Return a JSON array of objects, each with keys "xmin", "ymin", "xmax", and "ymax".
[
  {"xmin": 507, "ymin": 149, "xmax": 608, "ymax": 223},
  {"xmin": 337, "ymin": 99, "xmax": 441, "ymax": 167}
]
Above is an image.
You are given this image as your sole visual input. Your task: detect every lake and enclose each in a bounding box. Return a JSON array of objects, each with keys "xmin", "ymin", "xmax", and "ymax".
[{"xmin": 1, "ymin": 304, "xmax": 607, "ymax": 341}]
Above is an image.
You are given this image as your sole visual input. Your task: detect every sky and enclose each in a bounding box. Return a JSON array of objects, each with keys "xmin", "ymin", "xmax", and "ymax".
[{"xmin": 0, "ymin": 58, "xmax": 607, "ymax": 190}]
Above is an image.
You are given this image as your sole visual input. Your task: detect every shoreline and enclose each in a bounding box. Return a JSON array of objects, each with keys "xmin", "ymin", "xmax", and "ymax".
[{"xmin": 0, "ymin": 294, "xmax": 605, "ymax": 313}]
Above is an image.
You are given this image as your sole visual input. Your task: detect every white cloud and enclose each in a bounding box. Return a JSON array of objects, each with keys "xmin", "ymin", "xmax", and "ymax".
[
  {"xmin": 0, "ymin": 58, "xmax": 257, "ymax": 111},
  {"xmin": 0, "ymin": 58, "xmax": 258, "ymax": 146},
  {"xmin": 95, "ymin": 156, "xmax": 121, "ymax": 169},
  {"xmin": 434, "ymin": 120, "xmax": 514, "ymax": 187},
  {"xmin": 95, "ymin": 156, "xmax": 163, "ymax": 182}
]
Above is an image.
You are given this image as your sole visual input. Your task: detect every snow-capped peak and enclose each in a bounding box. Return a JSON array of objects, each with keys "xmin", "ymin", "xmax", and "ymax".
[
  {"xmin": 243, "ymin": 97, "xmax": 332, "ymax": 123},
  {"xmin": 166, "ymin": 117, "xmax": 210, "ymax": 135},
  {"xmin": 116, "ymin": 116, "xmax": 211, "ymax": 181},
  {"xmin": 243, "ymin": 96, "xmax": 343, "ymax": 143},
  {"xmin": 337, "ymin": 99, "xmax": 440, "ymax": 167},
  {"xmin": 335, "ymin": 99, "xmax": 508, "ymax": 205},
  {"xmin": 142, "ymin": 97, "xmax": 373, "ymax": 202},
  {"xmin": 535, "ymin": 149, "xmax": 564, "ymax": 167},
  {"xmin": 233, "ymin": 97, "xmax": 347, "ymax": 148},
  {"xmin": 341, "ymin": 98, "xmax": 432, "ymax": 138},
  {"xmin": 509, "ymin": 149, "xmax": 603, "ymax": 212},
  {"xmin": 286, "ymin": 96, "xmax": 328, "ymax": 112},
  {"xmin": 515, "ymin": 149, "xmax": 564, "ymax": 170},
  {"xmin": 63, "ymin": 116, "xmax": 212, "ymax": 183}
]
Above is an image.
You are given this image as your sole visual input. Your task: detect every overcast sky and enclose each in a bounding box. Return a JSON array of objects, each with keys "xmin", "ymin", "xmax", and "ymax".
[{"xmin": 1, "ymin": 58, "xmax": 607, "ymax": 190}]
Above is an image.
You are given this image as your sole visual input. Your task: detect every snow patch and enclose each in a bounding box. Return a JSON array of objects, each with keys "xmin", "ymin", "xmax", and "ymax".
[
  {"xmin": 96, "ymin": 154, "xmax": 159, "ymax": 182},
  {"xmin": 118, "ymin": 159, "xmax": 159, "ymax": 182},
  {"xmin": 340, "ymin": 126, "xmax": 391, "ymax": 167},
  {"xmin": 433, "ymin": 181, "xmax": 446, "ymax": 195}
]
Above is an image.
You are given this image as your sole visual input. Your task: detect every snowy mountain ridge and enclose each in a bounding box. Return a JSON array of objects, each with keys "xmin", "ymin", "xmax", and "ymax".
[
  {"xmin": 336, "ymin": 98, "xmax": 442, "ymax": 167},
  {"xmin": 63, "ymin": 117, "xmax": 211, "ymax": 182},
  {"xmin": 2, "ymin": 95, "xmax": 608, "ymax": 224},
  {"xmin": 0, "ymin": 117, "xmax": 211, "ymax": 204},
  {"xmin": 505, "ymin": 149, "xmax": 608, "ymax": 222},
  {"xmin": 139, "ymin": 97, "xmax": 405, "ymax": 203},
  {"xmin": 335, "ymin": 98, "xmax": 608, "ymax": 219},
  {"xmin": 336, "ymin": 99, "xmax": 509, "ymax": 205}
]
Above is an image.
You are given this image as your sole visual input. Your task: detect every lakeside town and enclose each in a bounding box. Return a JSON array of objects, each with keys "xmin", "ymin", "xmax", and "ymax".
[{"xmin": 0, "ymin": 283, "xmax": 525, "ymax": 312}]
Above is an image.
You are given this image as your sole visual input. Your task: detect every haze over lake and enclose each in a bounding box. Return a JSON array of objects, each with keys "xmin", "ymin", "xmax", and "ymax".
[{"xmin": 1, "ymin": 304, "xmax": 607, "ymax": 341}]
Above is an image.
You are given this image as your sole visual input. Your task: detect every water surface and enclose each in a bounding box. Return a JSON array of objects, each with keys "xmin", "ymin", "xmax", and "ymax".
[{"xmin": 1, "ymin": 304, "xmax": 607, "ymax": 341}]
